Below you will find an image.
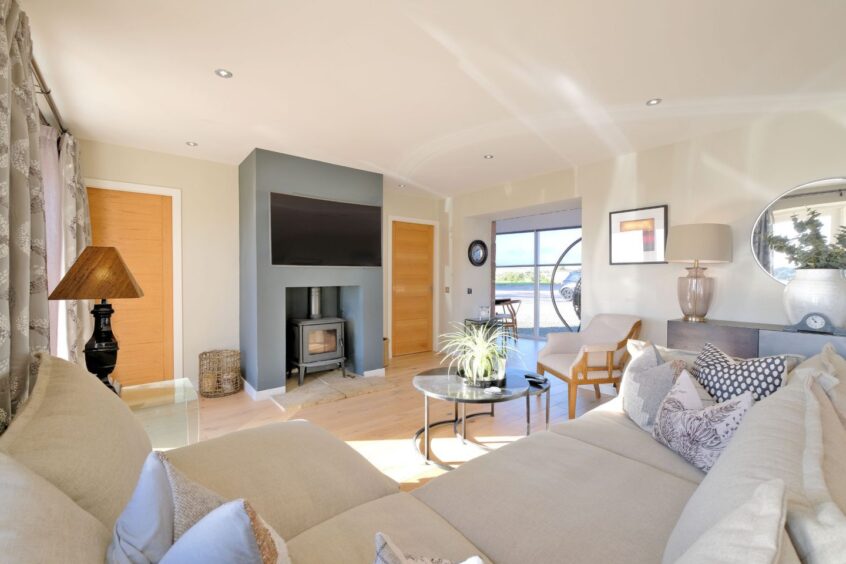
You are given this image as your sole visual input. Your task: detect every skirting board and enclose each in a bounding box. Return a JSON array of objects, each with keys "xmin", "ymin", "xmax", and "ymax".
[{"xmin": 243, "ymin": 378, "xmax": 286, "ymax": 401}]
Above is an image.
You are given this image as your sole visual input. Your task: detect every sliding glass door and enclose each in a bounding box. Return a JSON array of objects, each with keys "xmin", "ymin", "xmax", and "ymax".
[{"xmin": 495, "ymin": 227, "xmax": 582, "ymax": 339}]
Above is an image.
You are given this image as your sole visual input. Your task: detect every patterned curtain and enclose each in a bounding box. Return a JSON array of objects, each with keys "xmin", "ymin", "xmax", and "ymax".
[
  {"xmin": 57, "ymin": 133, "xmax": 91, "ymax": 363},
  {"xmin": 39, "ymin": 124, "xmax": 59, "ymax": 354},
  {"xmin": 0, "ymin": 0, "xmax": 49, "ymax": 433}
]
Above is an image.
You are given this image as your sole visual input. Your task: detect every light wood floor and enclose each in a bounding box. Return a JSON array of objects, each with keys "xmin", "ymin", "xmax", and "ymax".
[{"xmin": 199, "ymin": 350, "xmax": 613, "ymax": 490}]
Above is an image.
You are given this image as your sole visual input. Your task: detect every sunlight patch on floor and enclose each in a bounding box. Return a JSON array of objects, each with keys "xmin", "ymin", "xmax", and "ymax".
[{"xmin": 345, "ymin": 432, "xmax": 525, "ymax": 485}]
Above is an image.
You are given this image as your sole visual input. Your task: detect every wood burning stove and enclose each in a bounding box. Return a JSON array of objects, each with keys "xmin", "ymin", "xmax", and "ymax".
[{"xmin": 289, "ymin": 317, "xmax": 346, "ymax": 385}]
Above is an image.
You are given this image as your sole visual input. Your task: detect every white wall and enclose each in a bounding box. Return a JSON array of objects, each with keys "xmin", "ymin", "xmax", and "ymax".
[
  {"xmin": 79, "ymin": 139, "xmax": 239, "ymax": 386},
  {"xmin": 442, "ymin": 106, "xmax": 846, "ymax": 344}
]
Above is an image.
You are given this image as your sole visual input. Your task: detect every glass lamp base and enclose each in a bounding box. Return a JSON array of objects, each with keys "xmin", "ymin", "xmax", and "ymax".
[{"xmin": 678, "ymin": 267, "xmax": 713, "ymax": 323}]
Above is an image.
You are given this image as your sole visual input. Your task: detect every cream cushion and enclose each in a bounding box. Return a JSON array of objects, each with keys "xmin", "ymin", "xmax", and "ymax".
[
  {"xmin": 0, "ymin": 451, "xmax": 111, "ymax": 563},
  {"xmin": 165, "ymin": 420, "xmax": 399, "ymax": 540},
  {"xmin": 550, "ymin": 397, "xmax": 705, "ymax": 484},
  {"xmin": 539, "ymin": 353, "xmax": 622, "ymax": 379},
  {"xmin": 0, "ymin": 354, "xmax": 151, "ymax": 527},
  {"xmin": 786, "ymin": 376, "xmax": 846, "ymax": 562},
  {"xmin": 662, "ymin": 382, "xmax": 809, "ymax": 563},
  {"xmin": 677, "ymin": 479, "xmax": 788, "ymax": 564},
  {"xmin": 792, "ymin": 342, "xmax": 846, "ymax": 421},
  {"xmin": 538, "ymin": 314, "xmax": 640, "ymax": 374},
  {"xmin": 414, "ymin": 431, "xmax": 696, "ymax": 564},
  {"xmin": 288, "ymin": 493, "xmax": 489, "ymax": 564}
]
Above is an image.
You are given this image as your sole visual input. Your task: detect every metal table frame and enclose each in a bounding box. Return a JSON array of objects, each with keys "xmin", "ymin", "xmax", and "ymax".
[{"xmin": 412, "ymin": 371, "xmax": 551, "ymax": 471}]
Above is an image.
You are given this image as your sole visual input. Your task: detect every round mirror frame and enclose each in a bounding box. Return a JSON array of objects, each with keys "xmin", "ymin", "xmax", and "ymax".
[{"xmin": 750, "ymin": 176, "xmax": 846, "ymax": 285}]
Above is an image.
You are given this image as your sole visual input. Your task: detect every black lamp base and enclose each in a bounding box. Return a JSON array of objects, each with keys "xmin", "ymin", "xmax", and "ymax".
[{"xmin": 84, "ymin": 299, "xmax": 119, "ymax": 393}]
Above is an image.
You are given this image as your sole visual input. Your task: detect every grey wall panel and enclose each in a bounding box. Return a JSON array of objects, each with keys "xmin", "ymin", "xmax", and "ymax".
[{"xmin": 240, "ymin": 149, "xmax": 383, "ymax": 391}]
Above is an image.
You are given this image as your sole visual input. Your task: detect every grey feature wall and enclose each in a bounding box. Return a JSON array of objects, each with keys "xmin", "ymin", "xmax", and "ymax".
[{"xmin": 239, "ymin": 149, "xmax": 384, "ymax": 393}]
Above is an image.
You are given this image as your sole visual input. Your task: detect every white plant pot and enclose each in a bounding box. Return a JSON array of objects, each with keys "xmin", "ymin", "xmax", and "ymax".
[{"xmin": 783, "ymin": 269, "xmax": 846, "ymax": 327}]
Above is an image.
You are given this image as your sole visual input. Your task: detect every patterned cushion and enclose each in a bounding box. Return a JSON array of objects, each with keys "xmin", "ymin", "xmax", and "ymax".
[
  {"xmin": 109, "ymin": 451, "xmax": 225, "ymax": 563},
  {"xmin": 374, "ymin": 533, "xmax": 483, "ymax": 564},
  {"xmin": 653, "ymin": 371, "xmax": 753, "ymax": 472},
  {"xmin": 161, "ymin": 500, "xmax": 290, "ymax": 564},
  {"xmin": 621, "ymin": 341, "xmax": 686, "ymax": 432},
  {"xmin": 693, "ymin": 343, "xmax": 788, "ymax": 402}
]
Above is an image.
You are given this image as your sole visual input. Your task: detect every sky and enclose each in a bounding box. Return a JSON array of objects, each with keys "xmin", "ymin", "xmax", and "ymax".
[{"xmin": 495, "ymin": 228, "xmax": 582, "ymax": 266}]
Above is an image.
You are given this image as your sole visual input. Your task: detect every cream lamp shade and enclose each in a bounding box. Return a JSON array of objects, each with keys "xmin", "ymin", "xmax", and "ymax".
[{"xmin": 665, "ymin": 224, "xmax": 733, "ymax": 264}]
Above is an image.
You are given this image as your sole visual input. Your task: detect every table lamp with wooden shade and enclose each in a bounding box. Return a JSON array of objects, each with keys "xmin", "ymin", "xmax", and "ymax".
[
  {"xmin": 48, "ymin": 246, "xmax": 143, "ymax": 392},
  {"xmin": 665, "ymin": 224, "xmax": 733, "ymax": 323}
]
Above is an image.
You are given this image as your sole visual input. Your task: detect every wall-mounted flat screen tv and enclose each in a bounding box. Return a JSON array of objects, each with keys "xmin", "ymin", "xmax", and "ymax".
[{"xmin": 270, "ymin": 192, "xmax": 382, "ymax": 267}]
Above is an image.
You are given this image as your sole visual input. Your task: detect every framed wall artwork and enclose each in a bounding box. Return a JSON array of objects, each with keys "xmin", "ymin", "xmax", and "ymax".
[{"xmin": 609, "ymin": 205, "xmax": 668, "ymax": 265}]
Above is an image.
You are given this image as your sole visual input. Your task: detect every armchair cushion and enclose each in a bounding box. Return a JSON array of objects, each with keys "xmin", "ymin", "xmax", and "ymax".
[
  {"xmin": 538, "ymin": 354, "xmax": 622, "ymax": 381},
  {"xmin": 538, "ymin": 332, "xmax": 585, "ymax": 357},
  {"xmin": 538, "ymin": 315, "xmax": 641, "ymax": 371}
]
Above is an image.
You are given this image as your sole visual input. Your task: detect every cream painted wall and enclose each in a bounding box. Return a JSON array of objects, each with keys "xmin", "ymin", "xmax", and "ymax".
[
  {"xmin": 440, "ymin": 170, "xmax": 579, "ymax": 331},
  {"xmin": 442, "ymin": 106, "xmax": 846, "ymax": 345},
  {"xmin": 382, "ymin": 183, "xmax": 442, "ymax": 347},
  {"xmin": 579, "ymin": 108, "xmax": 846, "ymax": 344},
  {"xmin": 79, "ymin": 139, "xmax": 239, "ymax": 386}
]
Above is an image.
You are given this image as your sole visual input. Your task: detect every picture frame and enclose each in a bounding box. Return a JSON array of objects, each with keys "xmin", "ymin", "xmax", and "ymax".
[{"xmin": 609, "ymin": 205, "xmax": 668, "ymax": 265}]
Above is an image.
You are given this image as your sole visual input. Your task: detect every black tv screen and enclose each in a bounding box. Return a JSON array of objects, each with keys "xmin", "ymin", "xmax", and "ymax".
[{"xmin": 270, "ymin": 192, "xmax": 382, "ymax": 266}]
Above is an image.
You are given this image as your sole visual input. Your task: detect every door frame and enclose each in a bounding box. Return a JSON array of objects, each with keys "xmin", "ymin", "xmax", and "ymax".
[
  {"xmin": 85, "ymin": 178, "xmax": 184, "ymax": 380},
  {"xmin": 387, "ymin": 216, "xmax": 439, "ymax": 358}
]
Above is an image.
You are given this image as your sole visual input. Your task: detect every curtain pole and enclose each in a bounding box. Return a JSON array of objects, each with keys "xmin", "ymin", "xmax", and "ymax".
[{"xmin": 31, "ymin": 57, "xmax": 66, "ymax": 134}]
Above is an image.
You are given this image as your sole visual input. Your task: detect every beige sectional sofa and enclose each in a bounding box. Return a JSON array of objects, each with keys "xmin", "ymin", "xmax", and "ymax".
[{"xmin": 1, "ymin": 354, "xmax": 843, "ymax": 563}]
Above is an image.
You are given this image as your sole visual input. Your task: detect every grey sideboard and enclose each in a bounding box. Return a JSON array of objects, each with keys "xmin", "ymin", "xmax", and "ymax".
[{"xmin": 667, "ymin": 318, "xmax": 846, "ymax": 359}]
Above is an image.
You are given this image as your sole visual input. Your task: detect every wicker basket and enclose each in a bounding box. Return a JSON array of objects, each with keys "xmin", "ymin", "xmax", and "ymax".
[{"xmin": 199, "ymin": 350, "xmax": 242, "ymax": 398}]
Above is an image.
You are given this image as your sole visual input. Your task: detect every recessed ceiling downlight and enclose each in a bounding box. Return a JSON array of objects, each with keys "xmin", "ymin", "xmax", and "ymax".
[
  {"xmin": 646, "ymin": 98, "xmax": 662, "ymax": 106},
  {"xmin": 483, "ymin": 154, "xmax": 494, "ymax": 159},
  {"xmin": 185, "ymin": 141, "xmax": 198, "ymax": 147},
  {"xmin": 214, "ymin": 68, "xmax": 234, "ymax": 79},
  {"xmin": 398, "ymin": 183, "xmax": 406, "ymax": 188}
]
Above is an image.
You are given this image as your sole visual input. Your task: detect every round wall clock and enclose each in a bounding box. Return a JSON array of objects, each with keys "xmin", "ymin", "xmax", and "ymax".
[{"xmin": 468, "ymin": 240, "xmax": 488, "ymax": 266}]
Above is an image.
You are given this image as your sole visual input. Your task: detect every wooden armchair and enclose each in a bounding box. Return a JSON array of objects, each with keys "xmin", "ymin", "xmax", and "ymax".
[{"xmin": 536, "ymin": 314, "xmax": 642, "ymax": 419}]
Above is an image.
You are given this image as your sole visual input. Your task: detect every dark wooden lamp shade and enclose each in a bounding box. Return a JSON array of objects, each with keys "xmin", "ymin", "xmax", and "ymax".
[
  {"xmin": 49, "ymin": 246, "xmax": 143, "ymax": 300},
  {"xmin": 49, "ymin": 246, "xmax": 143, "ymax": 392}
]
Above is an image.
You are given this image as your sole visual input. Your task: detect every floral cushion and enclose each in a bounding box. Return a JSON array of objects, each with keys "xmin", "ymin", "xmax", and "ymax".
[
  {"xmin": 374, "ymin": 533, "xmax": 482, "ymax": 564},
  {"xmin": 653, "ymin": 370, "xmax": 753, "ymax": 472}
]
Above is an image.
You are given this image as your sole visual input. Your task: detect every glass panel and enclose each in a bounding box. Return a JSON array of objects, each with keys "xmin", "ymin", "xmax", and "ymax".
[
  {"xmin": 539, "ymin": 228, "xmax": 582, "ymax": 265},
  {"xmin": 547, "ymin": 266, "xmax": 581, "ymax": 333},
  {"xmin": 495, "ymin": 232, "xmax": 535, "ymax": 266},
  {"xmin": 494, "ymin": 267, "xmax": 534, "ymax": 338},
  {"xmin": 308, "ymin": 329, "xmax": 338, "ymax": 354}
]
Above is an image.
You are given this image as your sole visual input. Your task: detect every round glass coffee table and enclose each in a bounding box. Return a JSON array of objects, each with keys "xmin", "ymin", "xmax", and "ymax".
[{"xmin": 412, "ymin": 367, "xmax": 551, "ymax": 470}]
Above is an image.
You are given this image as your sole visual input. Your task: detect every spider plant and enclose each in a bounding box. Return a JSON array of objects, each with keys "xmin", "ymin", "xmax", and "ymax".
[{"xmin": 439, "ymin": 323, "xmax": 513, "ymax": 384}]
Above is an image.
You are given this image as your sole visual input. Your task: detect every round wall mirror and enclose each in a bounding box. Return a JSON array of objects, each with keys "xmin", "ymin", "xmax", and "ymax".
[
  {"xmin": 751, "ymin": 177, "xmax": 846, "ymax": 284},
  {"xmin": 468, "ymin": 240, "xmax": 488, "ymax": 266}
]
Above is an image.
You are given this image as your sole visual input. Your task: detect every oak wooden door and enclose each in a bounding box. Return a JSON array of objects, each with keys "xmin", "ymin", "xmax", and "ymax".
[
  {"xmin": 392, "ymin": 221, "xmax": 434, "ymax": 356},
  {"xmin": 87, "ymin": 187, "xmax": 173, "ymax": 386}
]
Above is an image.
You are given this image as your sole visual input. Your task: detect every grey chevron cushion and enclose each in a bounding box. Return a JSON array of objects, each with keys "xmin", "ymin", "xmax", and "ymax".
[{"xmin": 621, "ymin": 341, "xmax": 686, "ymax": 432}]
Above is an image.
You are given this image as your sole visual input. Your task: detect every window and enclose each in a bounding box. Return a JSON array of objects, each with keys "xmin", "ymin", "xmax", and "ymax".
[{"xmin": 495, "ymin": 227, "xmax": 581, "ymax": 338}]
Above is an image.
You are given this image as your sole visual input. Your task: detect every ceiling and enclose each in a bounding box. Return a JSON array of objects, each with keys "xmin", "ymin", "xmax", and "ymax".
[{"xmin": 22, "ymin": 0, "xmax": 846, "ymax": 196}]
